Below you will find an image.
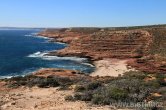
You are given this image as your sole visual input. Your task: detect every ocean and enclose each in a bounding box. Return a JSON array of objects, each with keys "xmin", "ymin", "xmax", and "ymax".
[{"xmin": 0, "ymin": 29, "xmax": 94, "ymax": 78}]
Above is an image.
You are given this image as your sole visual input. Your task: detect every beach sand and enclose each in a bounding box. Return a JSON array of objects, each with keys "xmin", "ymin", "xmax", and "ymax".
[{"xmin": 91, "ymin": 59, "xmax": 135, "ymax": 77}]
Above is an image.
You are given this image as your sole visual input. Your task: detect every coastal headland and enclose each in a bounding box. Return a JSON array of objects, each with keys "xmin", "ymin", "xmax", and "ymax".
[
  {"xmin": 38, "ymin": 26, "xmax": 166, "ymax": 74},
  {"xmin": 0, "ymin": 25, "xmax": 166, "ymax": 110}
]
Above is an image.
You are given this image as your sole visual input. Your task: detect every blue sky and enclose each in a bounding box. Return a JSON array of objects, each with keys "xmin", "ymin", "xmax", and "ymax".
[{"xmin": 0, "ymin": 0, "xmax": 166, "ymax": 27}]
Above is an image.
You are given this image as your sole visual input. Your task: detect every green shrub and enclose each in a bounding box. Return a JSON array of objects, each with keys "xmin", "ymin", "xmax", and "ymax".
[
  {"xmin": 18, "ymin": 81, "xmax": 27, "ymax": 86},
  {"xmin": 6, "ymin": 75, "xmax": 73, "ymax": 88},
  {"xmin": 26, "ymin": 77, "xmax": 43, "ymax": 87},
  {"xmin": 73, "ymin": 91, "xmax": 93, "ymax": 101},
  {"xmin": 10, "ymin": 76, "xmax": 24, "ymax": 82},
  {"xmin": 46, "ymin": 78, "xmax": 60, "ymax": 87},
  {"xmin": 91, "ymin": 87, "xmax": 128, "ymax": 105},
  {"xmin": 92, "ymin": 94, "xmax": 104, "ymax": 105},
  {"xmin": 109, "ymin": 87, "xmax": 128, "ymax": 100},
  {"xmin": 156, "ymin": 74, "xmax": 166, "ymax": 86},
  {"xmin": 86, "ymin": 81, "xmax": 102, "ymax": 90},
  {"xmin": 144, "ymin": 80, "xmax": 160, "ymax": 89},
  {"xmin": 79, "ymin": 91, "xmax": 93, "ymax": 101},
  {"xmin": 123, "ymin": 71, "xmax": 147, "ymax": 79},
  {"xmin": 74, "ymin": 93, "xmax": 82, "ymax": 100},
  {"xmin": 7, "ymin": 82, "xmax": 20, "ymax": 88},
  {"xmin": 65, "ymin": 95, "xmax": 75, "ymax": 101},
  {"xmin": 158, "ymin": 87, "xmax": 166, "ymax": 95},
  {"xmin": 55, "ymin": 77, "xmax": 73, "ymax": 86},
  {"xmin": 37, "ymin": 79, "xmax": 49, "ymax": 88},
  {"xmin": 74, "ymin": 85, "xmax": 86, "ymax": 92},
  {"xmin": 37, "ymin": 78, "xmax": 60, "ymax": 88},
  {"xmin": 73, "ymin": 74, "xmax": 162, "ymax": 105}
]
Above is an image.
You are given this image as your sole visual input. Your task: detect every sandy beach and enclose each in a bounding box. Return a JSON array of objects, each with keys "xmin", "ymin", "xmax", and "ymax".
[{"xmin": 91, "ymin": 59, "xmax": 135, "ymax": 77}]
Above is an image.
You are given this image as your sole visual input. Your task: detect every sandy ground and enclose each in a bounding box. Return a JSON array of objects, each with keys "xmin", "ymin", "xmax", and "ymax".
[
  {"xmin": 0, "ymin": 58, "xmax": 136, "ymax": 110},
  {"xmin": 91, "ymin": 59, "xmax": 135, "ymax": 77},
  {"xmin": 0, "ymin": 86, "xmax": 117, "ymax": 110}
]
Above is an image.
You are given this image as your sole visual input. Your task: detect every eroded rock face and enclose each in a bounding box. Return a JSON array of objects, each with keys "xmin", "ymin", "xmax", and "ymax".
[
  {"xmin": 127, "ymin": 56, "xmax": 166, "ymax": 73},
  {"xmin": 38, "ymin": 28, "xmax": 87, "ymax": 43},
  {"xmin": 55, "ymin": 30, "xmax": 153, "ymax": 60},
  {"xmin": 39, "ymin": 28, "xmax": 166, "ymax": 73}
]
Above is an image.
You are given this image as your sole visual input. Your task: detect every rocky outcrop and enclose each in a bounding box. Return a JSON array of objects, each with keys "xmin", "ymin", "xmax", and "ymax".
[
  {"xmin": 127, "ymin": 56, "xmax": 166, "ymax": 73},
  {"xmin": 38, "ymin": 29, "xmax": 87, "ymax": 43},
  {"xmin": 39, "ymin": 28, "xmax": 166, "ymax": 74},
  {"xmin": 53, "ymin": 30, "xmax": 153, "ymax": 60},
  {"xmin": 33, "ymin": 68, "xmax": 90, "ymax": 79}
]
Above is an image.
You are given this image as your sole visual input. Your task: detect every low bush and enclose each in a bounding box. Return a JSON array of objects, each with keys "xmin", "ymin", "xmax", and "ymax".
[
  {"xmin": 9, "ymin": 76, "xmax": 25, "ymax": 82},
  {"xmin": 46, "ymin": 78, "xmax": 60, "ymax": 87},
  {"xmin": 72, "ymin": 71, "xmax": 165, "ymax": 107},
  {"xmin": 65, "ymin": 95, "xmax": 75, "ymax": 101},
  {"xmin": 79, "ymin": 91, "xmax": 93, "ymax": 101},
  {"xmin": 74, "ymin": 93, "xmax": 82, "ymax": 100},
  {"xmin": 92, "ymin": 94, "xmax": 105, "ymax": 105},
  {"xmin": 73, "ymin": 91, "xmax": 93, "ymax": 101},
  {"xmin": 7, "ymin": 82, "xmax": 21, "ymax": 88},
  {"xmin": 55, "ymin": 77, "xmax": 73, "ymax": 86},
  {"xmin": 108, "ymin": 87, "xmax": 128, "ymax": 100},
  {"xmin": 86, "ymin": 81, "xmax": 102, "ymax": 90},
  {"xmin": 36, "ymin": 78, "xmax": 60, "ymax": 88},
  {"xmin": 4, "ymin": 71, "xmax": 166, "ymax": 109},
  {"xmin": 6, "ymin": 75, "xmax": 73, "ymax": 88},
  {"xmin": 123, "ymin": 71, "xmax": 147, "ymax": 79},
  {"xmin": 91, "ymin": 87, "xmax": 128, "ymax": 105},
  {"xmin": 74, "ymin": 85, "xmax": 86, "ymax": 92},
  {"xmin": 156, "ymin": 74, "xmax": 166, "ymax": 86}
]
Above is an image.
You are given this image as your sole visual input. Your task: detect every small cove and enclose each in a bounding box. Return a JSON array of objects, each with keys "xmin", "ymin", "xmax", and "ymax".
[{"xmin": 0, "ymin": 29, "xmax": 95, "ymax": 78}]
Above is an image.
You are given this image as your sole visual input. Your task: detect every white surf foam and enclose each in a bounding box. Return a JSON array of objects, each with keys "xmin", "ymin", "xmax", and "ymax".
[
  {"xmin": 31, "ymin": 32, "xmax": 38, "ymax": 35},
  {"xmin": 24, "ymin": 32, "xmax": 52, "ymax": 40},
  {"xmin": 28, "ymin": 51, "xmax": 48, "ymax": 58},
  {"xmin": 0, "ymin": 68, "xmax": 38, "ymax": 79},
  {"xmin": 55, "ymin": 42, "xmax": 67, "ymax": 45},
  {"xmin": 27, "ymin": 51, "xmax": 87, "ymax": 62},
  {"xmin": 42, "ymin": 56, "xmax": 87, "ymax": 62},
  {"xmin": 81, "ymin": 63, "xmax": 95, "ymax": 67},
  {"xmin": 31, "ymin": 35, "xmax": 51, "ymax": 40},
  {"xmin": 24, "ymin": 34, "xmax": 33, "ymax": 37},
  {"xmin": 0, "ymin": 75, "xmax": 13, "ymax": 79},
  {"xmin": 35, "ymin": 35, "xmax": 52, "ymax": 39}
]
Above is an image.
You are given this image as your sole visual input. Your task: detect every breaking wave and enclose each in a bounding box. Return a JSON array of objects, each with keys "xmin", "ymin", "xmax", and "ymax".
[
  {"xmin": 34, "ymin": 35, "xmax": 52, "ymax": 39},
  {"xmin": 27, "ymin": 51, "xmax": 87, "ymax": 62},
  {"xmin": 24, "ymin": 34, "xmax": 33, "ymax": 37},
  {"xmin": 24, "ymin": 32, "xmax": 52, "ymax": 40},
  {"xmin": 0, "ymin": 68, "xmax": 38, "ymax": 79},
  {"xmin": 25, "ymin": 34, "xmax": 51, "ymax": 39},
  {"xmin": 81, "ymin": 63, "xmax": 95, "ymax": 67}
]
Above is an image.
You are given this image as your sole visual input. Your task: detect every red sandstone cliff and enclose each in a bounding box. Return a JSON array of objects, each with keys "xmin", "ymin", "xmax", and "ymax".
[{"xmin": 38, "ymin": 27, "xmax": 166, "ymax": 74}]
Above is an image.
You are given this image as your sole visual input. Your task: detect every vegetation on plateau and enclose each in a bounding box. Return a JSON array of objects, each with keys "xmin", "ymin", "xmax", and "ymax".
[{"xmin": 2, "ymin": 71, "xmax": 166, "ymax": 110}]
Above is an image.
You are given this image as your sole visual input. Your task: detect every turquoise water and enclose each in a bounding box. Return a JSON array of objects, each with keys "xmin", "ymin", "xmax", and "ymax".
[{"xmin": 0, "ymin": 29, "xmax": 94, "ymax": 78}]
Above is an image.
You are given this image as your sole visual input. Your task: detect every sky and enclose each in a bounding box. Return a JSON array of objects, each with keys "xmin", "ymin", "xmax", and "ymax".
[{"xmin": 0, "ymin": 0, "xmax": 166, "ymax": 27}]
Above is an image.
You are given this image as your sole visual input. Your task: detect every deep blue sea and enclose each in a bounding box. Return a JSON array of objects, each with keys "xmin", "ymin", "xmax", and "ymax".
[{"xmin": 0, "ymin": 29, "xmax": 94, "ymax": 78}]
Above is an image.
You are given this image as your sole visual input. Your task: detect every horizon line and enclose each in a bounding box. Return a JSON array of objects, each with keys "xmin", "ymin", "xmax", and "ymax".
[{"xmin": 0, "ymin": 24, "xmax": 166, "ymax": 29}]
